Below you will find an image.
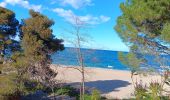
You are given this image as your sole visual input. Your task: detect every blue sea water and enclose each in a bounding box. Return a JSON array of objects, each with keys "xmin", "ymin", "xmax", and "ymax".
[
  {"xmin": 51, "ymin": 47, "xmax": 170, "ymax": 71},
  {"xmin": 51, "ymin": 47, "xmax": 129, "ymax": 70}
]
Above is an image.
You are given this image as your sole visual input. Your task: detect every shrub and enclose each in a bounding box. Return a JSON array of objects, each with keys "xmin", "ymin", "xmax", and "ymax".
[
  {"xmin": 133, "ymin": 80, "xmax": 170, "ymax": 100},
  {"xmin": 52, "ymin": 85, "xmax": 79, "ymax": 97},
  {"xmin": 134, "ymin": 81, "xmax": 147, "ymax": 100},
  {"xmin": 148, "ymin": 81, "xmax": 162, "ymax": 100},
  {"xmin": 91, "ymin": 89, "xmax": 101, "ymax": 100}
]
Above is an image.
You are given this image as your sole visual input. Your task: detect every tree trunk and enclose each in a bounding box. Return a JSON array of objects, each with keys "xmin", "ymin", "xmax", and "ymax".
[
  {"xmin": 82, "ymin": 66, "xmax": 85, "ymax": 100},
  {"xmin": 52, "ymin": 87, "xmax": 55, "ymax": 100},
  {"xmin": 76, "ymin": 30, "xmax": 85, "ymax": 100},
  {"xmin": 80, "ymin": 82, "xmax": 82, "ymax": 100}
]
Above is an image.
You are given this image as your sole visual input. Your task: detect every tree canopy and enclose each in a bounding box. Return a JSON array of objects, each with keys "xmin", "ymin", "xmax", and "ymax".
[
  {"xmin": 0, "ymin": 8, "xmax": 64, "ymax": 99},
  {"xmin": 115, "ymin": 0, "xmax": 170, "ymax": 54},
  {"xmin": 0, "ymin": 7, "xmax": 19, "ymax": 55},
  {"xmin": 20, "ymin": 10, "xmax": 64, "ymax": 83},
  {"xmin": 21, "ymin": 10, "xmax": 64, "ymax": 58}
]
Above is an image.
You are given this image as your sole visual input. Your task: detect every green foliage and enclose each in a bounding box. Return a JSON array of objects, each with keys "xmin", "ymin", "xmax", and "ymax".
[
  {"xmin": 48, "ymin": 86, "xmax": 101, "ymax": 100},
  {"xmin": 91, "ymin": 89, "xmax": 101, "ymax": 100},
  {"xmin": 0, "ymin": 54, "xmax": 24, "ymax": 98},
  {"xmin": 115, "ymin": 0, "xmax": 170, "ymax": 71},
  {"xmin": 20, "ymin": 10, "xmax": 64, "ymax": 85},
  {"xmin": 21, "ymin": 10, "xmax": 64, "ymax": 57},
  {"xmin": 20, "ymin": 9, "xmax": 64, "ymax": 80},
  {"xmin": 53, "ymin": 86, "xmax": 79, "ymax": 97},
  {"xmin": 79, "ymin": 89, "xmax": 101, "ymax": 100},
  {"xmin": 0, "ymin": 7, "xmax": 19, "ymax": 55},
  {"xmin": 118, "ymin": 52, "xmax": 142, "ymax": 74},
  {"xmin": 0, "ymin": 63, "xmax": 29, "ymax": 99},
  {"xmin": 115, "ymin": 0, "xmax": 170, "ymax": 43},
  {"xmin": 24, "ymin": 80, "xmax": 45, "ymax": 94},
  {"xmin": 0, "ymin": 73, "xmax": 17, "ymax": 95},
  {"xmin": 0, "ymin": 7, "xmax": 18, "ymax": 36},
  {"xmin": 0, "ymin": 72, "xmax": 24, "ymax": 100},
  {"xmin": 134, "ymin": 81, "xmax": 147, "ymax": 100},
  {"xmin": 84, "ymin": 94, "xmax": 92, "ymax": 100},
  {"xmin": 148, "ymin": 81, "xmax": 162, "ymax": 100},
  {"xmin": 133, "ymin": 81, "xmax": 169, "ymax": 100},
  {"xmin": 116, "ymin": 1, "xmax": 170, "ymax": 98},
  {"xmin": 0, "ymin": 8, "xmax": 64, "ymax": 99},
  {"xmin": 11, "ymin": 52, "xmax": 28, "ymax": 69}
]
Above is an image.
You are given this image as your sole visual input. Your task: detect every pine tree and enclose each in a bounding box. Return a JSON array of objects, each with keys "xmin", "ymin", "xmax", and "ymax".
[
  {"xmin": 115, "ymin": 0, "xmax": 170, "ymax": 55},
  {"xmin": 0, "ymin": 7, "xmax": 19, "ymax": 76},
  {"xmin": 21, "ymin": 10, "xmax": 64, "ymax": 85},
  {"xmin": 0, "ymin": 7, "xmax": 19, "ymax": 56},
  {"xmin": 0, "ymin": 8, "xmax": 64, "ymax": 99},
  {"xmin": 0, "ymin": 7, "xmax": 21, "ymax": 99},
  {"xmin": 115, "ymin": 0, "xmax": 170, "ymax": 98}
]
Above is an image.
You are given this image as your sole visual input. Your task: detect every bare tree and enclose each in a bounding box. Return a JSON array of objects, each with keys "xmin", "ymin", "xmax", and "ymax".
[{"xmin": 62, "ymin": 15, "xmax": 92, "ymax": 100}]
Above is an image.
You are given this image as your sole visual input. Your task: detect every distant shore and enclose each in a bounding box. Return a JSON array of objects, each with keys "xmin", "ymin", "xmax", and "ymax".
[{"xmin": 51, "ymin": 64, "xmax": 168, "ymax": 99}]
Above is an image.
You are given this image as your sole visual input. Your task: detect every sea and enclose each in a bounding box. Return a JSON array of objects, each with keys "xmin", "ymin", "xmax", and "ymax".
[{"xmin": 51, "ymin": 47, "xmax": 170, "ymax": 71}]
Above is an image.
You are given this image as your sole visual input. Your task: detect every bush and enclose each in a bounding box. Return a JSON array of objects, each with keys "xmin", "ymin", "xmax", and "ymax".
[
  {"xmin": 0, "ymin": 73, "xmax": 18, "ymax": 98},
  {"xmin": 133, "ymin": 81, "xmax": 169, "ymax": 100},
  {"xmin": 148, "ymin": 81, "xmax": 162, "ymax": 100},
  {"xmin": 134, "ymin": 81, "xmax": 147, "ymax": 100},
  {"xmin": 50, "ymin": 86, "xmax": 103, "ymax": 100},
  {"xmin": 91, "ymin": 89, "xmax": 101, "ymax": 100},
  {"xmin": 52, "ymin": 85, "xmax": 79, "ymax": 97},
  {"xmin": 84, "ymin": 94, "xmax": 92, "ymax": 100},
  {"xmin": 82, "ymin": 89, "xmax": 101, "ymax": 100},
  {"xmin": 24, "ymin": 80, "xmax": 45, "ymax": 94}
]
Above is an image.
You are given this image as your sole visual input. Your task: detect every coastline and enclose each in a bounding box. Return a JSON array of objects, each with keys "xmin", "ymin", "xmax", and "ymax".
[
  {"xmin": 50, "ymin": 64, "xmax": 169, "ymax": 99},
  {"xmin": 51, "ymin": 64, "xmax": 131, "ymax": 72}
]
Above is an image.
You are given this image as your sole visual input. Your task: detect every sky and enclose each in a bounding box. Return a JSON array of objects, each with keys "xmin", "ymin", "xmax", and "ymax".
[{"xmin": 0, "ymin": 0, "xmax": 129, "ymax": 51}]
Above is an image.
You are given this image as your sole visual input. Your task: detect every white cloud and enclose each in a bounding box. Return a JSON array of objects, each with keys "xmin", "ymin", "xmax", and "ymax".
[
  {"xmin": 100, "ymin": 15, "xmax": 111, "ymax": 22},
  {"xmin": 0, "ymin": 0, "xmax": 42, "ymax": 11},
  {"xmin": 60, "ymin": 0, "xmax": 92, "ymax": 9},
  {"xmin": 53, "ymin": 8, "xmax": 110, "ymax": 25},
  {"xmin": 0, "ymin": 2, "xmax": 6, "ymax": 7}
]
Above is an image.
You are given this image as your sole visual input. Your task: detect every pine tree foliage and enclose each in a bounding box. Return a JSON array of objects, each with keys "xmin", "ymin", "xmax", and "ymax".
[
  {"xmin": 116, "ymin": 1, "xmax": 170, "ymax": 96},
  {"xmin": 0, "ymin": 7, "xmax": 19, "ymax": 55},
  {"xmin": 118, "ymin": 52, "xmax": 142, "ymax": 73},
  {"xmin": 21, "ymin": 10, "xmax": 64, "ymax": 84},
  {"xmin": 0, "ymin": 8, "xmax": 65, "ymax": 99},
  {"xmin": 115, "ymin": 0, "xmax": 170, "ymax": 54}
]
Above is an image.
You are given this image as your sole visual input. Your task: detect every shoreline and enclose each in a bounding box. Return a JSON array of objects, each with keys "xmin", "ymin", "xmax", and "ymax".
[{"xmin": 51, "ymin": 64, "xmax": 131, "ymax": 73}]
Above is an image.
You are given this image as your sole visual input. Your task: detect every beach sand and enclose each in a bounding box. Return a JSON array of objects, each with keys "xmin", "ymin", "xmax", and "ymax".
[{"xmin": 51, "ymin": 65, "xmax": 169, "ymax": 99}]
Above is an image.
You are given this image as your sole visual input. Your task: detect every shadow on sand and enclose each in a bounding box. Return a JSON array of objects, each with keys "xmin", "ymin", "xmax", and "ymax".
[
  {"xmin": 71, "ymin": 80, "xmax": 131, "ymax": 94},
  {"xmin": 22, "ymin": 80, "xmax": 131, "ymax": 100}
]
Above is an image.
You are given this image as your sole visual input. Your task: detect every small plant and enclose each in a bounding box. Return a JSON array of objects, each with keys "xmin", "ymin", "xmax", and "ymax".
[
  {"xmin": 52, "ymin": 85, "xmax": 79, "ymax": 98},
  {"xmin": 134, "ymin": 81, "xmax": 147, "ymax": 100},
  {"xmin": 84, "ymin": 94, "xmax": 92, "ymax": 100},
  {"xmin": 133, "ymin": 80, "xmax": 170, "ymax": 100},
  {"xmin": 91, "ymin": 89, "xmax": 101, "ymax": 100},
  {"xmin": 24, "ymin": 80, "xmax": 45, "ymax": 94},
  {"xmin": 148, "ymin": 81, "xmax": 162, "ymax": 100}
]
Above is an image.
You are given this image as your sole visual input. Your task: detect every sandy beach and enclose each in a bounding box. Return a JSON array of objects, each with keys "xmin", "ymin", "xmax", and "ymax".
[{"xmin": 51, "ymin": 65, "xmax": 169, "ymax": 99}]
